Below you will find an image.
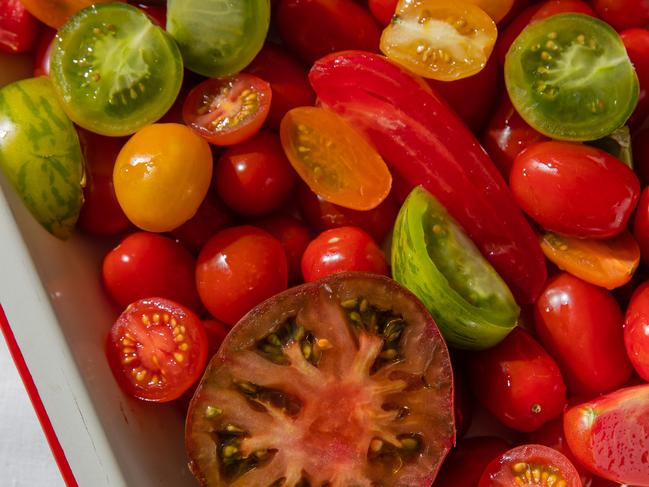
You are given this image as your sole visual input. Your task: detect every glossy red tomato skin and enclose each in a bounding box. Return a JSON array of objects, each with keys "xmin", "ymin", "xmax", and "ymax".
[
  {"xmin": 534, "ymin": 272, "xmax": 633, "ymax": 396},
  {"xmin": 196, "ymin": 226, "xmax": 288, "ymax": 326},
  {"xmin": 510, "ymin": 142, "xmax": 640, "ymax": 238},
  {"xmin": 564, "ymin": 384, "xmax": 649, "ymax": 486},
  {"xmin": 467, "ymin": 327, "xmax": 567, "ymax": 433},
  {"xmin": 624, "ymin": 282, "xmax": 649, "ymax": 381},
  {"xmin": 276, "ymin": 0, "xmax": 381, "ymax": 64},
  {"xmin": 633, "ymin": 188, "xmax": 649, "ymax": 266},
  {"xmin": 368, "ymin": 0, "xmax": 397, "ymax": 25},
  {"xmin": 0, "ymin": 0, "xmax": 40, "ymax": 53},
  {"xmin": 256, "ymin": 215, "xmax": 311, "ymax": 285},
  {"xmin": 202, "ymin": 318, "xmax": 229, "ymax": 356},
  {"xmin": 301, "ymin": 227, "xmax": 389, "ymax": 282},
  {"xmin": 245, "ymin": 43, "xmax": 315, "ymax": 129},
  {"xmin": 32, "ymin": 27, "xmax": 55, "ymax": 77},
  {"xmin": 593, "ymin": 0, "xmax": 649, "ymax": 31},
  {"xmin": 214, "ymin": 131, "xmax": 297, "ymax": 216},
  {"xmin": 621, "ymin": 29, "xmax": 649, "ymax": 130}
]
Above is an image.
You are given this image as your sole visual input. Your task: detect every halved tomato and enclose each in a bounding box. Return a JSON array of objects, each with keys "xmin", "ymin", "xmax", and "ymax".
[
  {"xmin": 183, "ymin": 74, "xmax": 271, "ymax": 146},
  {"xmin": 186, "ymin": 273, "xmax": 455, "ymax": 486}
]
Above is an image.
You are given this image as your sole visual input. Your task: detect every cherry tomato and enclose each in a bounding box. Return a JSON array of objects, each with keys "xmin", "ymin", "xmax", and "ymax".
[
  {"xmin": 182, "ymin": 74, "xmax": 272, "ymax": 147},
  {"xmin": 466, "ymin": 0, "xmax": 515, "ymax": 23},
  {"xmin": 592, "ymin": 0, "xmax": 649, "ymax": 32},
  {"xmin": 102, "ymin": 232, "xmax": 203, "ymax": 314},
  {"xmin": 621, "ymin": 28, "xmax": 649, "ymax": 129},
  {"xmin": 301, "ymin": 227, "xmax": 389, "ymax": 282},
  {"xmin": 276, "ymin": 0, "xmax": 381, "ymax": 64},
  {"xmin": 32, "ymin": 27, "xmax": 54, "ymax": 77},
  {"xmin": 76, "ymin": 129, "xmax": 131, "ymax": 237},
  {"xmin": 467, "ymin": 327, "xmax": 567, "ymax": 433},
  {"xmin": 534, "ymin": 272, "xmax": 632, "ymax": 396},
  {"xmin": 634, "ymin": 128, "xmax": 649, "ymax": 187},
  {"xmin": 113, "ymin": 123, "xmax": 213, "ymax": 233},
  {"xmin": 633, "ymin": 188, "xmax": 649, "ymax": 266},
  {"xmin": 128, "ymin": 1, "xmax": 166, "ymax": 26},
  {"xmin": 106, "ymin": 297, "xmax": 208, "ymax": 402},
  {"xmin": 256, "ymin": 216, "xmax": 311, "ymax": 285},
  {"xmin": 368, "ymin": 0, "xmax": 397, "ymax": 25},
  {"xmin": 196, "ymin": 226, "xmax": 288, "ymax": 326},
  {"xmin": 19, "ymin": 0, "xmax": 119, "ymax": 28},
  {"xmin": 624, "ymin": 282, "xmax": 649, "ymax": 381},
  {"xmin": 245, "ymin": 43, "xmax": 315, "ymax": 129},
  {"xmin": 214, "ymin": 131, "xmax": 297, "ymax": 216},
  {"xmin": 202, "ymin": 318, "xmax": 228, "ymax": 357},
  {"xmin": 0, "ymin": 0, "xmax": 40, "ymax": 53},
  {"xmin": 510, "ymin": 142, "xmax": 640, "ymax": 238}
]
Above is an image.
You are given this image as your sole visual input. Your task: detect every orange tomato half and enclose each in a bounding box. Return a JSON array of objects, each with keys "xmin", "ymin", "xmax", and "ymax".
[{"xmin": 20, "ymin": 0, "xmax": 121, "ymax": 28}]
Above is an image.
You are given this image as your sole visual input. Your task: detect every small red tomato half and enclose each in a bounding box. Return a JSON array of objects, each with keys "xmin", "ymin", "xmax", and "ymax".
[
  {"xmin": 621, "ymin": 28, "xmax": 649, "ymax": 129},
  {"xmin": 301, "ymin": 226, "xmax": 389, "ymax": 282},
  {"xmin": 106, "ymin": 298, "xmax": 208, "ymax": 402},
  {"xmin": 182, "ymin": 74, "xmax": 271, "ymax": 146},
  {"xmin": 196, "ymin": 226, "xmax": 288, "ymax": 326},
  {"xmin": 0, "ymin": 0, "xmax": 40, "ymax": 53},
  {"xmin": 102, "ymin": 232, "xmax": 202, "ymax": 313},
  {"xmin": 624, "ymin": 282, "xmax": 649, "ymax": 381},
  {"xmin": 468, "ymin": 327, "xmax": 567, "ymax": 433},
  {"xmin": 256, "ymin": 215, "xmax": 311, "ymax": 285},
  {"xmin": 510, "ymin": 141, "xmax": 640, "ymax": 238},
  {"xmin": 592, "ymin": 0, "xmax": 649, "ymax": 32},
  {"xmin": 479, "ymin": 444, "xmax": 583, "ymax": 487},
  {"xmin": 564, "ymin": 384, "xmax": 649, "ymax": 486}
]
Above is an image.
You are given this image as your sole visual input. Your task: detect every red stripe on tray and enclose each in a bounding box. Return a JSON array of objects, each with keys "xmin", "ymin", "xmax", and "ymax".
[{"xmin": 0, "ymin": 304, "xmax": 78, "ymax": 487}]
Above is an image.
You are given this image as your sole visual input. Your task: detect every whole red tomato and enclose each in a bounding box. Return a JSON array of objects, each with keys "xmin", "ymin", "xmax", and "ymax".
[
  {"xmin": 624, "ymin": 282, "xmax": 649, "ymax": 381},
  {"xmin": 593, "ymin": 0, "xmax": 649, "ymax": 31},
  {"xmin": 621, "ymin": 28, "xmax": 649, "ymax": 130},
  {"xmin": 368, "ymin": 0, "xmax": 397, "ymax": 25},
  {"xmin": 256, "ymin": 215, "xmax": 311, "ymax": 285},
  {"xmin": 202, "ymin": 318, "xmax": 228, "ymax": 357},
  {"xmin": 634, "ymin": 187, "xmax": 649, "ymax": 266}
]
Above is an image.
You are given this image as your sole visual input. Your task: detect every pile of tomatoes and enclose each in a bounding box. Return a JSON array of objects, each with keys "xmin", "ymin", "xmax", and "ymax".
[{"xmin": 2, "ymin": 0, "xmax": 649, "ymax": 486}]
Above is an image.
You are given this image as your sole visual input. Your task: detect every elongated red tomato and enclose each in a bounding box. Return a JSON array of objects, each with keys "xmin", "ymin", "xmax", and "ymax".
[
  {"xmin": 510, "ymin": 142, "xmax": 640, "ymax": 238},
  {"xmin": 309, "ymin": 50, "xmax": 546, "ymax": 303},
  {"xmin": 621, "ymin": 29, "xmax": 649, "ymax": 129},
  {"xmin": 624, "ymin": 282, "xmax": 649, "ymax": 381}
]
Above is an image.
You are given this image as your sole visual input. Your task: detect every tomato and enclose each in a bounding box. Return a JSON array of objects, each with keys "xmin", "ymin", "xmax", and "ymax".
[
  {"xmin": 479, "ymin": 444, "xmax": 582, "ymax": 487},
  {"xmin": 113, "ymin": 124, "xmax": 213, "ymax": 233},
  {"xmin": 452, "ymin": 367, "xmax": 473, "ymax": 440},
  {"xmin": 534, "ymin": 272, "xmax": 633, "ymax": 396},
  {"xmin": 297, "ymin": 184, "xmax": 398, "ymax": 243},
  {"xmin": 76, "ymin": 129, "xmax": 131, "ymax": 236},
  {"xmin": 510, "ymin": 142, "xmax": 640, "ymax": 238},
  {"xmin": 587, "ymin": 126, "xmax": 634, "ymax": 168},
  {"xmin": 186, "ymin": 273, "xmax": 454, "ymax": 486},
  {"xmin": 0, "ymin": 77, "xmax": 83, "ymax": 239},
  {"xmin": 564, "ymin": 384, "xmax": 649, "ymax": 486},
  {"xmin": 106, "ymin": 298, "xmax": 208, "ymax": 402},
  {"xmin": 468, "ymin": 327, "xmax": 567, "ymax": 432},
  {"xmin": 182, "ymin": 75, "xmax": 271, "ymax": 147},
  {"xmin": 167, "ymin": 0, "xmax": 268, "ymax": 77},
  {"xmin": 32, "ymin": 27, "xmax": 54, "ymax": 77},
  {"xmin": 19, "ymin": 0, "xmax": 118, "ymax": 28},
  {"xmin": 539, "ymin": 231, "xmax": 640, "ymax": 290},
  {"xmin": 277, "ymin": 0, "xmax": 381, "ymax": 64},
  {"xmin": 467, "ymin": 0, "xmax": 515, "ymax": 23},
  {"xmin": 380, "ymin": 0, "xmax": 497, "ymax": 81},
  {"xmin": 621, "ymin": 28, "xmax": 649, "ymax": 130},
  {"xmin": 245, "ymin": 43, "xmax": 315, "ymax": 130},
  {"xmin": 635, "ymin": 188, "xmax": 649, "ymax": 265},
  {"xmin": 392, "ymin": 187, "xmax": 519, "ymax": 350},
  {"xmin": 196, "ymin": 226, "xmax": 288, "ymax": 326},
  {"xmin": 635, "ymin": 128, "xmax": 649, "ymax": 187},
  {"xmin": 202, "ymin": 319, "xmax": 229, "ymax": 357},
  {"xmin": 280, "ymin": 106, "xmax": 392, "ymax": 211},
  {"xmin": 593, "ymin": 0, "xmax": 649, "ymax": 32},
  {"xmin": 102, "ymin": 232, "xmax": 202, "ymax": 313},
  {"xmin": 624, "ymin": 282, "xmax": 649, "ymax": 382},
  {"xmin": 256, "ymin": 216, "xmax": 311, "ymax": 285},
  {"xmin": 369, "ymin": 0, "xmax": 398, "ymax": 25},
  {"xmin": 49, "ymin": 3, "xmax": 182, "ymax": 137},
  {"xmin": 505, "ymin": 14, "xmax": 639, "ymax": 141},
  {"xmin": 434, "ymin": 437, "xmax": 511, "ymax": 487},
  {"xmin": 301, "ymin": 227, "xmax": 388, "ymax": 282},
  {"xmin": 214, "ymin": 131, "xmax": 297, "ymax": 216},
  {"xmin": 128, "ymin": 2, "xmax": 166, "ymax": 26},
  {"xmin": 0, "ymin": 0, "xmax": 40, "ymax": 53},
  {"xmin": 310, "ymin": 51, "xmax": 547, "ymax": 304}
]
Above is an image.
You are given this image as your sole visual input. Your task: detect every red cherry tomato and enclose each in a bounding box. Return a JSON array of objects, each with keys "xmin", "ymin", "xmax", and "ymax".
[
  {"xmin": 621, "ymin": 28, "xmax": 649, "ymax": 130},
  {"xmin": 276, "ymin": 0, "xmax": 381, "ymax": 63},
  {"xmin": 214, "ymin": 131, "xmax": 297, "ymax": 216},
  {"xmin": 196, "ymin": 226, "xmax": 288, "ymax": 326},
  {"xmin": 76, "ymin": 129, "xmax": 131, "ymax": 236},
  {"xmin": 128, "ymin": 1, "xmax": 166, "ymax": 26},
  {"xmin": 368, "ymin": 0, "xmax": 398, "ymax": 25},
  {"xmin": 102, "ymin": 232, "xmax": 203, "ymax": 313},
  {"xmin": 534, "ymin": 272, "xmax": 633, "ymax": 396},
  {"xmin": 202, "ymin": 318, "xmax": 228, "ymax": 357},
  {"xmin": 467, "ymin": 327, "xmax": 567, "ymax": 433},
  {"xmin": 0, "ymin": 0, "xmax": 40, "ymax": 53},
  {"xmin": 624, "ymin": 282, "xmax": 649, "ymax": 381},
  {"xmin": 256, "ymin": 216, "xmax": 311, "ymax": 285},
  {"xmin": 634, "ymin": 128, "xmax": 649, "ymax": 187},
  {"xmin": 106, "ymin": 298, "xmax": 208, "ymax": 402},
  {"xmin": 633, "ymin": 187, "xmax": 649, "ymax": 266},
  {"xmin": 32, "ymin": 27, "xmax": 55, "ymax": 77},
  {"xmin": 593, "ymin": 0, "xmax": 649, "ymax": 31},
  {"xmin": 510, "ymin": 141, "xmax": 640, "ymax": 238},
  {"xmin": 244, "ymin": 43, "xmax": 315, "ymax": 129}
]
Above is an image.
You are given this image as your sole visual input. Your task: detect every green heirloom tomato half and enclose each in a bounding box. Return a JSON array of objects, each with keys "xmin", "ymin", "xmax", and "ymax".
[
  {"xmin": 0, "ymin": 77, "xmax": 84, "ymax": 239},
  {"xmin": 391, "ymin": 187, "xmax": 520, "ymax": 350},
  {"xmin": 167, "ymin": 0, "xmax": 270, "ymax": 77}
]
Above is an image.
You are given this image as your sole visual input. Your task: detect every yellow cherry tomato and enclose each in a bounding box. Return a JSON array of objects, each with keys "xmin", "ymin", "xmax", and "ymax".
[
  {"xmin": 280, "ymin": 107, "xmax": 392, "ymax": 211},
  {"xmin": 465, "ymin": 0, "xmax": 514, "ymax": 23},
  {"xmin": 114, "ymin": 123, "xmax": 213, "ymax": 232},
  {"xmin": 380, "ymin": 0, "xmax": 498, "ymax": 81}
]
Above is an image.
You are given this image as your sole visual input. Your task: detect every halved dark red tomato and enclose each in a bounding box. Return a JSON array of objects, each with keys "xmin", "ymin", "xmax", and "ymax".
[
  {"xmin": 183, "ymin": 74, "xmax": 272, "ymax": 146},
  {"xmin": 186, "ymin": 273, "xmax": 455, "ymax": 486},
  {"xmin": 106, "ymin": 298, "xmax": 208, "ymax": 402}
]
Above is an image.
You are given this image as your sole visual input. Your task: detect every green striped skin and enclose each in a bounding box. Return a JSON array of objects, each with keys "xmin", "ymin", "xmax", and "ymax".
[
  {"xmin": 167, "ymin": 0, "xmax": 270, "ymax": 77},
  {"xmin": 391, "ymin": 187, "xmax": 519, "ymax": 350},
  {"xmin": 0, "ymin": 77, "xmax": 84, "ymax": 239}
]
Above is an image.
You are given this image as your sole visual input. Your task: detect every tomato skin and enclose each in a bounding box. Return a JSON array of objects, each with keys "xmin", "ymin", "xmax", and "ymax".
[
  {"xmin": 634, "ymin": 188, "xmax": 649, "ymax": 266},
  {"xmin": 593, "ymin": 0, "xmax": 649, "ymax": 32},
  {"xmin": 534, "ymin": 272, "xmax": 632, "ymax": 396},
  {"xmin": 564, "ymin": 385, "xmax": 649, "ymax": 486},
  {"xmin": 256, "ymin": 216, "xmax": 311, "ymax": 285},
  {"xmin": 301, "ymin": 227, "xmax": 389, "ymax": 282},
  {"xmin": 621, "ymin": 28, "xmax": 649, "ymax": 130},
  {"xmin": 467, "ymin": 327, "xmax": 567, "ymax": 432},
  {"xmin": 32, "ymin": 27, "xmax": 54, "ymax": 77},
  {"xmin": 510, "ymin": 142, "xmax": 640, "ymax": 238},
  {"xmin": 368, "ymin": 0, "xmax": 397, "ymax": 25},
  {"xmin": 0, "ymin": 0, "xmax": 40, "ymax": 53},
  {"xmin": 277, "ymin": 0, "xmax": 381, "ymax": 64},
  {"xmin": 624, "ymin": 282, "xmax": 649, "ymax": 381},
  {"xmin": 202, "ymin": 318, "xmax": 228, "ymax": 357},
  {"xmin": 196, "ymin": 226, "xmax": 288, "ymax": 326}
]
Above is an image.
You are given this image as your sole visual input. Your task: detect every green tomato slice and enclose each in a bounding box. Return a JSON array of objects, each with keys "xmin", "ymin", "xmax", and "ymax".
[
  {"xmin": 50, "ymin": 3, "xmax": 183, "ymax": 136},
  {"xmin": 391, "ymin": 187, "xmax": 519, "ymax": 350},
  {"xmin": 0, "ymin": 77, "xmax": 84, "ymax": 239},
  {"xmin": 505, "ymin": 13, "xmax": 639, "ymax": 141},
  {"xmin": 167, "ymin": 0, "xmax": 270, "ymax": 77}
]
